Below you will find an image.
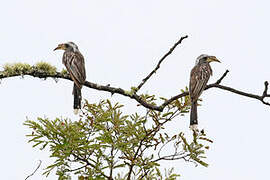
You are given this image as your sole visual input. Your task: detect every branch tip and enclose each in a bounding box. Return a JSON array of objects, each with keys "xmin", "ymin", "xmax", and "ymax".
[
  {"xmin": 25, "ymin": 160, "xmax": 42, "ymax": 180},
  {"xmin": 215, "ymin": 70, "xmax": 229, "ymax": 84},
  {"xmin": 135, "ymin": 35, "xmax": 188, "ymax": 92}
]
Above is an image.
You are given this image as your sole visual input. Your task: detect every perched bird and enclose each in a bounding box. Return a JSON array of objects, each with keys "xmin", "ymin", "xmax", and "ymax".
[
  {"xmin": 54, "ymin": 42, "xmax": 86, "ymax": 114},
  {"xmin": 189, "ymin": 54, "xmax": 220, "ymax": 130}
]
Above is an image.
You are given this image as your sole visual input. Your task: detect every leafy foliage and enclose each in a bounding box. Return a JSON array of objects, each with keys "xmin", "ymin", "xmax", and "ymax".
[{"xmin": 24, "ymin": 96, "xmax": 212, "ymax": 180}]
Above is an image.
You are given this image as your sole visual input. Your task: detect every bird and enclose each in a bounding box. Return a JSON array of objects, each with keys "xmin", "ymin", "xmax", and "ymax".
[
  {"xmin": 54, "ymin": 42, "xmax": 86, "ymax": 114},
  {"xmin": 189, "ymin": 54, "xmax": 220, "ymax": 131}
]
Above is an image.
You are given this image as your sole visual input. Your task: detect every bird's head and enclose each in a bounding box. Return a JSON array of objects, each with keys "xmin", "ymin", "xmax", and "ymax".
[
  {"xmin": 196, "ymin": 54, "xmax": 221, "ymax": 65},
  {"xmin": 54, "ymin": 42, "xmax": 79, "ymax": 52}
]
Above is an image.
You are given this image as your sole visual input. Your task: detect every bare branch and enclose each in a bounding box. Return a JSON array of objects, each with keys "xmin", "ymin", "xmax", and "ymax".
[
  {"xmin": 25, "ymin": 160, "xmax": 42, "ymax": 180},
  {"xmin": 205, "ymin": 81, "xmax": 270, "ymax": 106},
  {"xmin": 135, "ymin": 35, "xmax": 188, "ymax": 92}
]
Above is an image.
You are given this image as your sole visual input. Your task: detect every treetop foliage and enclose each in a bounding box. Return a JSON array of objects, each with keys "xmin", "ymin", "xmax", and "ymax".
[{"xmin": 24, "ymin": 97, "xmax": 212, "ymax": 179}]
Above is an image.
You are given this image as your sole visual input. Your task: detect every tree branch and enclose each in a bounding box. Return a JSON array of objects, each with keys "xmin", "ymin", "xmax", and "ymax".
[
  {"xmin": 1, "ymin": 69, "xmax": 269, "ymax": 112},
  {"xmin": 135, "ymin": 35, "xmax": 188, "ymax": 92},
  {"xmin": 160, "ymin": 70, "xmax": 270, "ymax": 109}
]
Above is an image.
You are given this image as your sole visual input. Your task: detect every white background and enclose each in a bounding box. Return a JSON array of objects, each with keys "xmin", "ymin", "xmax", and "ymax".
[{"xmin": 0, "ymin": 0, "xmax": 269, "ymax": 179}]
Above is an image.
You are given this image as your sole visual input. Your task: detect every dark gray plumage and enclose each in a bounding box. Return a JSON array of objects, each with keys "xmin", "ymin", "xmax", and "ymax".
[{"xmin": 189, "ymin": 54, "xmax": 220, "ymax": 130}]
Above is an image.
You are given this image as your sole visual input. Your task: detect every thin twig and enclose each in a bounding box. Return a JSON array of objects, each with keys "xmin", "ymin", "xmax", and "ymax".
[
  {"xmin": 263, "ymin": 81, "xmax": 269, "ymax": 96},
  {"xmin": 109, "ymin": 145, "xmax": 114, "ymax": 180},
  {"xmin": 68, "ymin": 165, "xmax": 88, "ymax": 172},
  {"xmin": 138, "ymin": 169, "xmax": 150, "ymax": 180},
  {"xmin": 72, "ymin": 154, "xmax": 110, "ymax": 179},
  {"xmin": 262, "ymin": 81, "xmax": 270, "ymax": 106},
  {"xmin": 135, "ymin": 35, "xmax": 188, "ymax": 92},
  {"xmin": 153, "ymin": 153, "xmax": 189, "ymax": 162},
  {"xmin": 215, "ymin": 70, "xmax": 229, "ymax": 84},
  {"xmin": 25, "ymin": 160, "xmax": 42, "ymax": 180}
]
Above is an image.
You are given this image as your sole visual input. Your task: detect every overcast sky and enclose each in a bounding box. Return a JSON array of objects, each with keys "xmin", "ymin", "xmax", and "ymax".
[{"xmin": 0, "ymin": 0, "xmax": 269, "ymax": 179}]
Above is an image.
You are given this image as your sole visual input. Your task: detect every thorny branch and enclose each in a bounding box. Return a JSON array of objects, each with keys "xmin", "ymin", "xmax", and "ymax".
[{"xmin": 0, "ymin": 37, "xmax": 269, "ymax": 112}]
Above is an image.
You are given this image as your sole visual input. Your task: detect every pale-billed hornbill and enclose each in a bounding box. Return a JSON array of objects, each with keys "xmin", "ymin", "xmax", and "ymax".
[
  {"xmin": 54, "ymin": 42, "xmax": 86, "ymax": 114},
  {"xmin": 189, "ymin": 54, "xmax": 220, "ymax": 130}
]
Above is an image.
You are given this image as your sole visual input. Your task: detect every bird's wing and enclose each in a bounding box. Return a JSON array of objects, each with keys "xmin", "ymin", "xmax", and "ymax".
[
  {"xmin": 189, "ymin": 65, "xmax": 211, "ymax": 101},
  {"xmin": 63, "ymin": 51, "xmax": 86, "ymax": 89}
]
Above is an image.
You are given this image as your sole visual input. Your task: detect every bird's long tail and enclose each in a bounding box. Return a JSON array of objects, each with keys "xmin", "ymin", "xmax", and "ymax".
[
  {"xmin": 190, "ymin": 101, "xmax": 198, "ymax": 127},
  {"xmin": 73, "ymin": 84, "xmax": 82, "ymax": 115}
]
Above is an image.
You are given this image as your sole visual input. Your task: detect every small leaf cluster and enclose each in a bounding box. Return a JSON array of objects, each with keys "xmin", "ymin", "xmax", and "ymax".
[{"xmin": 180, "ymin": 131, "xmax": 212, "ymax": 167}]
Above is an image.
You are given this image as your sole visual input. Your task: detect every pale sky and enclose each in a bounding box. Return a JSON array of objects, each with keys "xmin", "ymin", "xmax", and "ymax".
[{"xmin": 0, "ymin": 0, "xmax": 269, "ymax": 179}]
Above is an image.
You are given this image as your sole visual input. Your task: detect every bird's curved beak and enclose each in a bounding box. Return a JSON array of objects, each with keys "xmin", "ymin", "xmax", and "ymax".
[
  {"xmin": 207, "ymin": 56, "xmax": 221, "ymax": 63},
  {"xmin": 54, "ymin": 44, "xmax": 65, "ymax": 51}
]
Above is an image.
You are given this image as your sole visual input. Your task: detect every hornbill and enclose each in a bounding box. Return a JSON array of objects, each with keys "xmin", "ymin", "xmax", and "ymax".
[
  {"xmin": 54, "ymin": 42, "xmax": 86, "ymax": 114},
  {"xmin": 189, "ymin": 54, "xmax": 220, "ymax": 130}
]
